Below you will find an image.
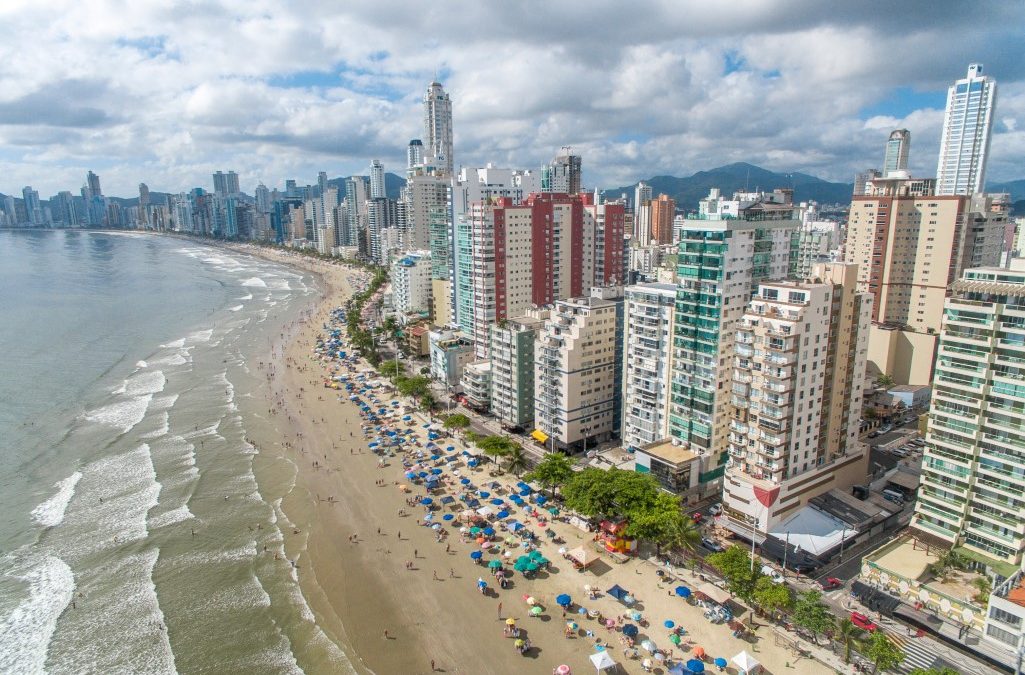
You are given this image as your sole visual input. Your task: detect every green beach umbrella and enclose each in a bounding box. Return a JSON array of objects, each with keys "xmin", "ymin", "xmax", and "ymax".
[
  {"xmin": 525, "ymin": 562, "xmax": 539, "ymax": 572},
  {"xmin": 533, "ymin": 556, "xmax": 549, "ymax": 565},
  {"xmin": 530, "ymin": 605, "xmax": 543, "ymax": 616},
  {"xmin": 470, "ymin": 527, "xmax": 481, "ymax": 535},
  {"xmin": 529, "ymin": 550, "xmax": 544, "ymax": 560},
  {"xmin": 488, "ymin": 559, "xmax": 503, "ymax": 569}
]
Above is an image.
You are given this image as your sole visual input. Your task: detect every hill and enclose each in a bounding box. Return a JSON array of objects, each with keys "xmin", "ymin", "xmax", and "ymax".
[
  {"xmin": 987, "ymin": 179, "xmax": 1025, "ymax": 202},
  {"xmin": 604, "ymin": 162, "xmax": 854, "ymax": 211}
]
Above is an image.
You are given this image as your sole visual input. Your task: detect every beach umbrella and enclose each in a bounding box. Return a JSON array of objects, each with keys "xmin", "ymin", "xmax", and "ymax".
[
  {"xmin": 405, "ymin": 471, "xmax": 417, "ymax": 479},
  {"xmin": 640, "ymin": 640, "xmax": 657, "ymax": 653},
  {"xmin": 478, "ymin": 491, "xmax": 491, "ymax": 499},
  {"xmin": 497, "ymin": 510, "xmax": 510, "ymax": 519},
  {"xmin": 470, "ymin": 527, "xmax": 482, "ymax": 535},
  {"xmin": 674, "ymin": 586, "xmax": 691, "ymax": 598},
  {"xmin": 555, "ymin": 666, "xmax": 571, "ymax": 675},
  {"xmin": 488, "ymin": 559, "xmax": 503, "ymax": 569},
  {"xmin": 506, "ymin": 617, "xmax": 516, "ymax": 625},
  {"xmin": 692, "ymin": 646, "xmax": 706, "ymax": 659},
  {"xmin": 490, "ymin": 498, "xmax": 504, "ymax": 506},
  {"xmin": 442, "ymin": 514, "xmax": 454, "ymax": 521},
  {"xmin": 714, "ymin": 658, "xmax": 728, "ymax": 669},
  {"xmin": 519, "ymin": 489, "xmax": 531, "ymax": 496},
  {"xmin": 421, "ymin": 498, "xmax": 433, "ymax": 505},
  {"xmin": 368, "ymin": 442, "xmax": 379, "ymax": 448},
  {"xmin": 567, "ymin": 622, "xmax": 578, "ymax": 630},
  {"xmin": 536, "ymin": 495, "xmax": 547, "ymax": 505},
  {"xmin": 686, "ymin": 660, "xmax": 705, "ymax": 673},
  {"xmin": 460, "ymin": 478, "xmax": 471, "ymax": 485},
  {"xmin": 577, "ymin": 607, "xmax": 587, "ymax": 615},
  {"xmin": 470, "ymin": 551, "xmax": 483, "ymax": 560},
  {"xmin": 447, "ymin": 446, "xmax": 455, "ymax": 451},
  {"xmin": 477, "ymin": 578, "xmax": 487, "ymax": 589},
  {"xmin": 533, "ymin": 555, "xmax": 549, "ymax": 565},
  {"xmin": 430, "ymin": 468, "xmax": 442, "ymax": 475},
  {"xmin": 526, "ymin": 562, "xmax": 539, "ymax": 572},
  {"xmin": 418, "ymin": 471, "xmax": 428, "ymax": 478},
  {"xmin": 530, "ymin": 606, "xmax": 543, "ymax": 616},
  {"xmin": 467, "ymin": 459, "xmax": 478, "ymax": 467},
  {"xmin": 402, "ymin": 415, "xmax": 412, "ymax": 421},
  {"xmin": 483, "ymin": 527, "xmax": 495, "ymax": 536},
  {"xmin": 667, "ymin": 666, "xmax": 686, "ymax": 675},
  {"xmin": 669, "ymin": 633, "xmax": 681, "ymax": 645},
  {"xmin": 664, "ymin": 619, "xmax": 675, "ymax": 628},
  {"xmin": 556, "ymin": 594, "xmax": 572, "ymax": 606}
]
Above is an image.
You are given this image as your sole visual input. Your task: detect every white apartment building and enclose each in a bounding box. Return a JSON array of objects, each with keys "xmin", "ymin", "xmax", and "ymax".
[
  {"xmin": 490, "ymin": 312, "xmax": 547, "ymax": 430},
  {"xmin": 621, "ymin": 283, "xmax": 677, "ymax": 451},
  {"xmin": 391, "ymin": 251, "xmax": 432, "ymax": 318},
  {"xmin": 936, "ymin": 64, "xmax": 997, "ymax": 196},
  {"xmin": 723, "ymin": 263, "xmax": 871, "ymax": 533},
  {"xmin": 534, "ymin": 288, "xmax": 624, "ymax": 453}
]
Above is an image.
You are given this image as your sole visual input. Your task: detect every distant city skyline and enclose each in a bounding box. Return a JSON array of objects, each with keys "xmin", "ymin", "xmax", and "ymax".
[{"xmin": 0, "ymin": 3, "xmax": 1023, "ymax": 195}]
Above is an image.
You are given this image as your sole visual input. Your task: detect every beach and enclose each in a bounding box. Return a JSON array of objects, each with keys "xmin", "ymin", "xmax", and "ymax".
[{"xmin": 236, "ymin": 244, "xmax": 809, "ymax": 675}]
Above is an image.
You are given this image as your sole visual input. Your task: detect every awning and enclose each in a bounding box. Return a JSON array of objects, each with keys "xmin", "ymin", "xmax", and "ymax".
[
  {"xmin": 567, "ymin": 546, "xmax": 597, "ymax": 566},
  {"xmin": 531, "ymin": 429, "xmax": 549, "ymax": 443},
  {"xmin": 696, "ymin": 582, "xmax": 732, "ymax": 605}
]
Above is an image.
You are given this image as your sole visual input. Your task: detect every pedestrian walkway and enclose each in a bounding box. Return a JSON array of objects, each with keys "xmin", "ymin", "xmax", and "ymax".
[{"xmin": 885, "ymin": 630, "xmax": 1003, "ymax": 675}]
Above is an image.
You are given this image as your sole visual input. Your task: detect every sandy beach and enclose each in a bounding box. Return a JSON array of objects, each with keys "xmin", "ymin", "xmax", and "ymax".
[{"xmin": 231, "ymin": 244, "xmax": 808, "ymax": 675}]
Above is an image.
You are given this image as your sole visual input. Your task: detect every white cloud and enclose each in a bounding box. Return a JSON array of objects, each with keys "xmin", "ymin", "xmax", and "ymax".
[{"xmin": 0, "ymin": 0, "xmax": 1022, "ymax": 196}]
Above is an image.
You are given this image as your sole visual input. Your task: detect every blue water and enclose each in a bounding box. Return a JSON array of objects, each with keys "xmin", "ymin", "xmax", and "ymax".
[{"xmin": 0, "ymin": 231, "xmax": 354, "ymax": 674}]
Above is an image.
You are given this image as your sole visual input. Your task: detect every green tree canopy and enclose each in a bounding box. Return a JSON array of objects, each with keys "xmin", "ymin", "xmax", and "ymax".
[
  {"xmin": 378, "ymin": 360, "xmax": 403, "ymax": 380},
  {"xmin": 524, "ymin": 453, "xmax": 575, "ymax": 496},
  {"xmin": 908, "ymin": 668, "xmax": 959, "ymax": 675},
  {"xmin": 864, "ymin": 630, "xmax": 904, "ymax": 674},
  {"xmin": 624, "ymin": 492, "xmax": 701, "ymax": 554},
  {"xmin": 752, "ymin": 575, "xmax": 793, "ymax": 616},
  {"xmin": 442, "ymin": 413, "xmax": 471, "ymax": 431},
  {"xmin": 561, "ymin": 468, "xmax": 660, "ymax": 521},
  {"xmin": 705, "ymin": 545, "xmax": 759, "ymax": 601},
  {"xmin": 833, "ymin": 618, "xmax": 866, "ymax": 664},
  {"xmin": 791, "ymin": 590, "xmax": 834, "ymax": 643},
  {"xmin": 478, "ymin": 435, "xmax": 513, "ymax": 464},
  {"xmin": 503, "ymin": 443, "xmax": 529, "ymax": 476}
]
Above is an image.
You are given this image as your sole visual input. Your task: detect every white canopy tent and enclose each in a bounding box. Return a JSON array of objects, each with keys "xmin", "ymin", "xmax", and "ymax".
[
  {"xmin": 589, "ymin": 651, "xmax": 617, "ymax": 671},
  {"xmin": 732, "ymin": 650, "xmax": 761, "ymax": 673}
]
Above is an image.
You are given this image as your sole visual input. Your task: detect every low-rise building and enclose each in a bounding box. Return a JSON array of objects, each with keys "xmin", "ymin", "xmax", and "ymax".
[
  {"xmin": 633, "ymin": 439, "xmax": 719, "ymax": 504},
  {"xmin": 429, "ymin": 328, "xmax": 474, "ymax": 387},
  {"xmin": 460, "ymin": 361, "xmax": 492, "ymax": 411}
]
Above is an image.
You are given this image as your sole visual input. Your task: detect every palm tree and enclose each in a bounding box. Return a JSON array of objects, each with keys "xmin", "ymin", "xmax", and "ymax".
[
  {"xmin": 677, "ymin": 517, "xmax": 703, "ymax": 555},
  {"xmin": 874, "ymin": 372, "xmax": 895, "ymax": 389},
  {"xmin": 833, "ymin": 618, "xmax": 866, "ymax": 664},
  {"xmin": 504, "ymin": 443, "xmax": 529, "ymax": 476}
]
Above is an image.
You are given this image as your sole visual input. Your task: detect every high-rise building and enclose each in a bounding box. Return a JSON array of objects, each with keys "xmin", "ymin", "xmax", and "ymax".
[
  {"xmin": 621, "ymin": 283, "xmax": 677, "ymax": 451},
  {"xmin": 845, "ymin": 175, "xmax": 1005, "ymax": 383},
  {"xmin": 534, "ymin": 287, "xmax": 624, "ymax": 452},
  {"xmin": 86, "ymin": 171, "xmax": 102, "ymax": 198},
  {"xmin": 405, "ymin": 173, "xmax": 449, "ymax": 251},
  {"xmin": 22, "ymin": 186, "xmax": 42, "ymax": 225},
  {"xmin": 367, "ymin": 197, "xmax": 399, "ymax": 265},
  {"xmin": 212, "ymin": 170, "xmax": 239, "ymax": 196},
  {"xmin": 53, "ymin": 191, "xmax": 79, "ymax": 227},
  {"xmin": 668, "ymin": 188, "xmax": 800, "ymax": 463},
  {"xmin": 723, "ymin": 263, "xmax": 871, "ymax": 534},
  {"xmin": 936, "ymin": 64, "xmax": 997, "ymax": 196},
  {"xmin": 254, "ymin": 183, "xmax": 271, "ymax": 214},
  {"xmin": 391, "ymin": 251, "xmax": 432, "ymax": 317},
  {"xmin": 542, "ymin": 150, "xmax": 582, "ymax": 195},
  {"xmin": 633, "ymin": 182, "xmax": 652, "ymax": 214},
  {"xmin": 423, "ymin": 81, "xmax": 454, "ymax": 175},
  {"xmin": 465, "ymin": 192, "xmax": 624, "ymax": 357},
  {"xmin": 490, "ymin": 312, "xmax": 547, "ymax": 430},
  {"xmin": 370, "ymin": 160, "xmax": 385, "ymax": 199},
  {"xmin": 911, "ymin": 260, "xmax": 1025, "ymax": 574},
  {"xmin": 883, "ymin": 129, "xmax": 910, "ymax": 176},
  {"xmin": 853, "ymin": 169, "xmax": 881, "ymax": 197},
  {"xmin": 407, "ymin": 139, "xmax": 424, "ymax": 172},
  {"xmin": 650, "ymin": 193, "xmax": 676, "ymax": 245},
  {"xmin": 318, "ymin": 171, "xmax": 328, "ymax": 197},
  {"xmin": 344, "ymin": 176, "xmax": 369, "ymax": 250}
]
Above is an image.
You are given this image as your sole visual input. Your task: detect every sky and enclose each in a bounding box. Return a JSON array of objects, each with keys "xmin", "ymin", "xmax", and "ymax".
[{"xmin": 1, "ymin": 1, "xmax": 1023, "ymax": 197}]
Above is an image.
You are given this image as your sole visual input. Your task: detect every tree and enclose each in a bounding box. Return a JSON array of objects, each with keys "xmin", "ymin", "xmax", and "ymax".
[
  {"xmin": 705, "ymin": 545, "xmax": 759, "ymax": 601},
  {"xmin": 752, "ymin": 575, "xmax": 793, "ymax": 617},
  {"xmin": 478, "ymin": 435, "xmax": 512, "ymax": 465},
  {"xmin": 420, "ymin": 392, "xmax": 436, "ymax": 413},
  {"xmin": 625, "ymin": 492, "xmax": 701, "ymax": 556},
  {"xmin": 791, "ymin": 590, "xmax": 834, "ymax": 644},
  {"xmin": 908, "ymin": 668, "xmax": 959, "ymax": 675},
  {"xmin": 562, "ymin": 468, "xmax": 660, "ymax": 521},
  {"xmin": 378, "ymin": 360, "xmax": 403, "ymax": 380},
  {"xmin": 832, "ymin": 618, "xmax": 866, "ymax": 664},
  {"xmin": 524, "ymin": 453, "xmax": 575, "ymax": 497},
  {"xmin": 503, "ymin": 443, "xmax": 529, "ymax": 476},
  {"xmin": 443, "ymin": 413, "xmax": 471, "ymax": 432},
  {"xmin": 396, "ymin": 375, "xmax": 431, "ymax": 405},
  {"xmin": 864, "ymin": 631, "xmax": 904, "ymax": 674},
  {"xmin": 875, "ymin": 372, "xmax": 895, "ymax": 389},
  {"xmin": 381, "ymin": 315, "xmax": 399, "ymax": 339}
]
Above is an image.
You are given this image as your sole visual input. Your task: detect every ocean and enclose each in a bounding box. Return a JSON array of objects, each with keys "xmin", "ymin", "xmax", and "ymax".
[{"xmin": 0, "ymin": 230, "xmax": 356, "ymax": 674}]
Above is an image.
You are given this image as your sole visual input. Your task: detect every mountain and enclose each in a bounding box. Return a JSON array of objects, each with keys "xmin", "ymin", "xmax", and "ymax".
[
  {"xmin": 604, "ymin": 162, "xmax": 855, "ymax": 211},
  {"xmin": 987, "ymin": 179, "xmax": 1025, "ymax": 202},
  {"xmin": 326, "ymin": 172, "xmax": 405, "ymax": 201}
]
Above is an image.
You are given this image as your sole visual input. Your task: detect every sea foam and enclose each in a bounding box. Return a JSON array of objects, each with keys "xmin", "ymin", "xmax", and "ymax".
[
  {"xmin": 85, "ymin": 394, "xmax": 153, "ymax": 434},
  {"xmin": 241, "ymin": 277, "xmax": 267, "ymax": 288},
  {"xmin": 0, "ymin": 556, "xmax": 75, "ymax": 674},
  {"xmin": 31, "ymin": 472, "xmax": 82, "ymax": 528}
]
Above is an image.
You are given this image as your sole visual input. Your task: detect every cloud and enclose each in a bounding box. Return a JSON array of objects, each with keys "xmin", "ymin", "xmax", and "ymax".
[{"xmin": 0, "ymin": 0, "xmax": 1021, "ymax": 196}]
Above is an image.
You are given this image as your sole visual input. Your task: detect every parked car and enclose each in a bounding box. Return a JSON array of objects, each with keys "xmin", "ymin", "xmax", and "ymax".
[
  {"xmin": 850, "ymin": 611, "xmax": 879, "ymax": 632},
  {"xmin": 820, "ymin": 577, "xmax": 844, "ymax": 591},
  {"xmin": 709, "ymin": 504, "xmax": 723, "ymax": 516},
  {"xmin": 691, "ymin": 512, "xmax": 703, "ymax": 523},
  {"xmin": 701, "ymin": 537, "xmax": 725, "ymax": 553}
]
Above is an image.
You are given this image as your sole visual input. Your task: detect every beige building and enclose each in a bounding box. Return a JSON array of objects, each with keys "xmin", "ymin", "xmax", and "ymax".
[
  {"xmin": 534, "ymin": 288, "xmax": 623, "ymax": 452},
  {"xmin": 845, "ymin": 177, "xmax": 1005, "ymax": 384},
  {"xmin": 723, "ymin": 263, "xmax": 872, "ymax": 533}
]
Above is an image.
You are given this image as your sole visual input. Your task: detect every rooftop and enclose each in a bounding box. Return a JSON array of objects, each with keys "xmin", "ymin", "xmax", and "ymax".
[{"xmin": 637, "ymin": 440, "xmax": 698, "ymax": 466}]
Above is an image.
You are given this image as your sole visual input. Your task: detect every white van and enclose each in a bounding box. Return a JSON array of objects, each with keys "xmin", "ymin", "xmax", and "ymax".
[{"xmin": 882, "ymin": 489, "xmax": 905, "ymax": 504}]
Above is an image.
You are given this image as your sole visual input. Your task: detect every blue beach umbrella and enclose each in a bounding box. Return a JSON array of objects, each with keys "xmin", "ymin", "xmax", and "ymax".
[
  {"xmin": 686, "ymin": 659, "xmax": 705, "ymax": 673},
  {"xmin": 446, "ymin": 446, "xmax": 455, "ymax": 452},
  {"xmin": 519, "ymin": 489, "xmax": 531, "ymax": 497},
  {"xmin": 490, "ymin": 499, "xmax": 504, "ymax": 506},
  {"xmin": 478, "ymin": 491, "xmax": 490, "ymax": 499},
  {"xmin": 470, "ymin": 551, "xmax": 483, "ymax": 560},
  {"xmin": 664, "ymin": 619, "xmax": 675, "ymax": 628},
  {"xmin": 418, "ymin": 471, "xmax": 428, "ymax": 478},
  {"xmin": 430, "ymin": 454, "xmax": 440, "ymax": 460},
  {"xmin": 467, "ymin": 459, "xmax": 478, "ymax": 467},
  {"xmin": 535, "ymin": 495, "xmax": 547, "ymax": 505},
  {"xmin": 556, "ymin": 594, "xmax": 572, "ymax": 606},
  {"xmin": 496, "ymin": 510, "xmax": 509, "ymax": 519},
  {"xmin": 405, "ymin": 472, "xmax": 417, "ymax": 479},
  {"xmin": 402, "ymin": 415, "xmax": 412, "ymax": 421},
  {"xmin": 714, "ymin": 657, "xmax": 728, "ymax": 668},
  {"xmin": 421, "ymin": 498, "xmax": 433, "ymax": 505},
  {"xmin": 442, "ymin": 513, "xmax": 454, "ymax": 521},
  {"xmin": 460, "ymin": 478, "xmax": 471, "ymax": 485},
  {"xmin": 675, "ymin": 586, "xmax": 691, "ymax": 598},
  {"xmin": 430, "ymin": 468, "xmax": 442, "ymax": 475},
  {"xmin": 622, "ymin": 624, "xmax": 638, "ymax": 637},
  {"xmin": 368, "ymin": 442, "xmax": 379, "ymax": 448},
  {"xmin": 483, "ymin": 527, "xmax": 495, "ymax": 536}
]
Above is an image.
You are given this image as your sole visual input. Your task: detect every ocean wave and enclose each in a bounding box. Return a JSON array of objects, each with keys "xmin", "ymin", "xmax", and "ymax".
[
  {"xmin": 238, "ymin": 293, "xmax": 253, "ymax": 301},
  {"xmin": 266, "ymin": 278, "xmax": 291, "ymax": 292},
  {"xmin": 241, "ymin": 277, "xmax": 267, "ymax": 288},
  {"xmin": 160, "ymin": 338, "xmax": 186, "ymax": 349},
  {"xmin": 0, "ymin": 556, "xmax": 75, "ymax": 675},
  {"xmin": 31, "ymin": 472, "xmax": 82, "ymax": 528},
  {"xmin": 142, "ymin": 411, "xmax": 170, "ymax": 440},
  {"xmin": 114, "ymin": 370, "xmax": 166, "ymax": 397},
  {"xmin": 84, "ymin": 394, "xmax": 153, "ymax": 434},
  {"xmin": 135, "ymin": 360, "xmax": 148, "ymax": 369},
  {"xmin": 187, "ymin": 329, "xmax": 213, "ymax": 344},
  {"xmin": 151, "ymin": 393, "xmax": 179, "ymax": 411},
  {"xmin": 148, "ymin": 504, "xmax": 195, "ymax": 530},
  {"xmin": 228, "ymin": 305, "xmax": 243, "ymax": 312}
]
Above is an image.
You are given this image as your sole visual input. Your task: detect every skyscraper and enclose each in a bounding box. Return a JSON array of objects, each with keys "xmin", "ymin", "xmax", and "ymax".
[
  {"xmin": 423, "ymin": 82, "xmax": 454, "ymax": 175},
  {"xmin": 86, "ymin": 171, "xmax": 102, "ymax": 198},
  {"xmin": 650, "ymin": 194, "xmax": 676, "ymax": 245},
  {"xmin": 22, "ymin": 186, "xmax": 42, "ymax": 225},
  {"xmin": 370, "ymin": 160, "xmax": 386, "ymax": 199},
  {"xmin": 633, "ymin": 182, "xmax": 652, "ymax": 214},
  {"xmin": 212, "ymin": 170, "xmax": 240, "ymax": 196},
  {"xmin": 407, "ymin": 139, "xmax": 424, "ymax": 171},
  {"xmin": 621, "ymin": 283, "xmax": 677, "ymax": 451},
  {"xmin": 542, "ymin": 150, "xmax": 582, "ymax": 195},
  {"xmin": 882, "ymin": 129, "xmax": 910, "ymax": 176},
  {"xmin": 936, "ymin": 64, "xmax": 997, "ymax": 196}
]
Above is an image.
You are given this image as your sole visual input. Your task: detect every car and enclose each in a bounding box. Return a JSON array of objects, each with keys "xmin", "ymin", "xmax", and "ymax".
[
  {"xmin": 820, "ymin": 577, "xmax": 843, "ymax": 591},
  {"xmin": 701, "ymin": 537, "xmax": 725, "ymax": 552},
  {"xmin": 691, "ymin": 512, "xmax": 703, "ymax": 523},
  {"xmin": 850, "ymin": 611, "xmax": 879, "ymax": 632},
  {"xmin": 709, "ymin": 504, "xmax": 723, "ymax": 516}
]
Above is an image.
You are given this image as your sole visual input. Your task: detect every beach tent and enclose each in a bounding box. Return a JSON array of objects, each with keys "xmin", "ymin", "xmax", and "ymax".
[
  {"xmin": 476, "ymin": 506, "xmax": 494, "ymax": 517},
  {"xmin": 606, "ymin": 585, "xmax": 631, "ymax": 602},
  {"xmin": 567, "ymin": 546, "xmax": 597, "ymax": 567},
  {"xmin": 696, "ymin": 582, "xmax": 731, "ymax": 605},
  {"xmin": 588, "ymin": 651, "xmax": 616, "ymax": 672},
  {"xmin": 732, "ymin": 651, "xmax": 760, "ymax": 674}
]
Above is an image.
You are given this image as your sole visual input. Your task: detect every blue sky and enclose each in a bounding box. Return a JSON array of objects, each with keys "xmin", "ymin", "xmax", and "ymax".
[{"xmin": 0, "ymin": 1, "xmax": 1021, "ymax": 197}]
